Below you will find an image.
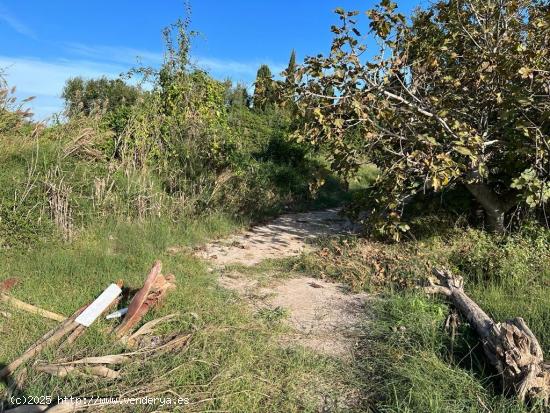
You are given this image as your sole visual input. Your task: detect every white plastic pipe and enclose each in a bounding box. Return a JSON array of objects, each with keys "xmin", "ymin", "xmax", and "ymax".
[{"xmin": 75, "ymin": 284, "xmax": 122, "ymax": 327}]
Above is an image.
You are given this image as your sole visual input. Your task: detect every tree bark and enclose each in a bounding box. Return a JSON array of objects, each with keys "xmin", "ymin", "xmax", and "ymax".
[
  {"xmin": 427, "ymin": 268, "xmax": 550, "ymax": 405},
  {"xmin": 465, "ymin": 182, "xmax": 516, "ymax": 233}
]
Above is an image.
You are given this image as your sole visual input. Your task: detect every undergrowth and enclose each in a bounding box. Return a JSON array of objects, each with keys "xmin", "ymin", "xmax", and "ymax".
[{"xmin": 293, "ymin": 218, "xmax": 550, "ymax": 412}]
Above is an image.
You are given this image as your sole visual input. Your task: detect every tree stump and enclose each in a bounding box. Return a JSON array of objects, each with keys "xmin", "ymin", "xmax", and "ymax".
[{"xmin": 427, "ymin": 268, "xmax": 549, "ymax": 405}]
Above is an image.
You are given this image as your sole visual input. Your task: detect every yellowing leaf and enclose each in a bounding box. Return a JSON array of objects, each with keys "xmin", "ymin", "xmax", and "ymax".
[
  {"xmin": 518, "ymin": 67, "xmax": 532, "ymax": 78},
  {"xmin": 334, "ymin": 118, "xmax": 344, "ymax": 128},
  {"xmin": 313, "ymin": 108, "xmax": 324, "ymax": 121},
  {"xmin": 478, "ymin": 163, "xmax": 489, "ymax": 178},
  {"xmin": 454, "ymin": 146, "xmax": 473, "ymax": 156},
  {"xmin": 432, "ymin": 176, "xmax": 441, "ymax": 191}
]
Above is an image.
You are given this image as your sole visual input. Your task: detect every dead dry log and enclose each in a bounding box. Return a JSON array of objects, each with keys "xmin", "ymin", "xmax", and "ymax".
[
  {"xmin": 1, "ymin": 284, "xmax": 121, "ymax": 380},
  {"xmin": 428, "ymin": 268, "xmax": 550, "ymax": 405},
  {"xmin": 1, "ymin": 277, "xmax": 66, "ymax": 322}
]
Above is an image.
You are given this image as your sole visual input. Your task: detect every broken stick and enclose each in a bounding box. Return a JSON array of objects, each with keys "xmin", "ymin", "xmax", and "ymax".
[
  {"xmin": 0, "ymin": 293, "xmax": 66, "ymax": 322},
  {"xmin": 1, "ymin": 283, "xmax": 121, "ymax": 380},
  {"xmin": 0, "ymin": 309, "xmax": 81, "ymax": 379},
  {"xmin": 114, "ymin": 261, "xmax": 176, "ymax": 338}
]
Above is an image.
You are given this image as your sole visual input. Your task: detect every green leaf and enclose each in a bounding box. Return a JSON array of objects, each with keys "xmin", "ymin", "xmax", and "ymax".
[
  {"xmin": 478, "ymin": 163, "xmax": 489, "ymax": 178},
  {"xmin": 454, "ymin": 146, "xmax": 473, "ymax": 156},
  {"xmin": 381, "ymin": 0, "xmax": 397, "ymax": 11}
]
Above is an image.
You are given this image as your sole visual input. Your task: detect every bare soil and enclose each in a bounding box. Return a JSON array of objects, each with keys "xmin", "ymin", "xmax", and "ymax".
[
  {"xmin": 197, "ymin": 208, "xmax": 369, "ymax": 358},
  {"xmin": 219, "ymin": 273, "xmax": 368, "ymax": 358},
  {"xmin": 196, "ymin": 208, "xmax": 356, "ymax": 266}
]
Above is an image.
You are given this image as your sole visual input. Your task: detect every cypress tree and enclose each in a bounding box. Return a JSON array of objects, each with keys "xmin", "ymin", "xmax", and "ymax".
[
  {"xmin": 253, "ymin": 64, "xmax": 274, "ymax": 110},
  {"xmin": 285, "ymin": 49, "xmax": 297, "ymax": 81}
]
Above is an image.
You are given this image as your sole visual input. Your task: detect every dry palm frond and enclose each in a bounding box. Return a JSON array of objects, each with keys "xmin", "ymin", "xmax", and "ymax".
[{"xmin": 62, "ymin": 127, "xmax": 109, "ymax": 160}]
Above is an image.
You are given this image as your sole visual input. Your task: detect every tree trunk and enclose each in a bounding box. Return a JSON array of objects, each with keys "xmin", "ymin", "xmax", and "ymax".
[
  {"xmin": 485, "ymin": 207, "xmax": 506, "ymax": 234},
  {"xmin": 465, "ymin": 182, "xmax": 515, "ymax": 233},
  {"xmin": 427, "ymin": 268, "xmax": 550, "ymax": 405}
]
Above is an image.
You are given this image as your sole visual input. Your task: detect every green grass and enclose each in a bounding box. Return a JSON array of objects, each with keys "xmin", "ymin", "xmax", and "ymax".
[
  {"xmin": 0, "ymin": 207, "xmax": 362, "ymax": 409},
  {"xmin": 2, "ymin": 111, "xmax": 547, "ymax": 412},
  {"xmin": 0, "ymin": 214, "xmax": 362, "ymax": 412},
  {"xmin": 0, "ymin": 96, "xmax": 364, "ymax": 412},
  {"xmin": 293, "ymin": 221, "xmax": 550, "ymax": 413},
  {"xmin": 358, "ymin": 293, "xmax": 547, "ymax": 413}
]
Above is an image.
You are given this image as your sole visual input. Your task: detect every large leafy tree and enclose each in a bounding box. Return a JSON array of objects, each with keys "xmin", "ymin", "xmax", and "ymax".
[
  {"xmin": 291, "ymin": 0, "xmax": 549, "ymax": 237},
  {"xmin": 224, "ymin": 81, "xmax": 251, "ymax": 108}
]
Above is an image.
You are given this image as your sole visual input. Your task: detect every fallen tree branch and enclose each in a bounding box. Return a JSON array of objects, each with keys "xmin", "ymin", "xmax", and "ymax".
[
  {"xmin": 126, "ymin": 312, "xmax": 179, "ymax": 347},
  {"xmin": 35, "ymin": 364, "xmax": 120, "ymax": 379},
  {"xmin": 4, "ymin": 406, "xmax": 49, "ymax": 413},
  {"xmin": 1, "ymin": 284, "xmax": 121, "ymax": 380},
  {"xmin": 428, "ymin": 268, "xmax": 550, "ymax": 405}
]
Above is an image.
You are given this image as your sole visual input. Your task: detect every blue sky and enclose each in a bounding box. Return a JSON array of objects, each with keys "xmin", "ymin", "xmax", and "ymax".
[{"xmin": 0, "ymin": 0, "xmax": 420, "ymax": 120}]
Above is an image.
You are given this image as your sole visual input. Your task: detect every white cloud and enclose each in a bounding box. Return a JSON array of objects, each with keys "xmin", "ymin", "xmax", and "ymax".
[
  {"xmin": 0, "ymin": 4, "xmax": 36, "ymax": 39},
  {"xmin": 64, "ymin": 42, "xmax": 163, "ymax": 66},
  {"xmin": 193, "ymin": 56, "xmax": 285, "ymax": 83},
  {"xmin": 65, "ymin": 42, "xmax": 285, "ymax": 83}
]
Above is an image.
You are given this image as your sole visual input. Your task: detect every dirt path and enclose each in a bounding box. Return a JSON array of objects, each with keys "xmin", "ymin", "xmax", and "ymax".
[
  {"xmin": 197, "ymin": 209, "xmax": 369, "ymax": 358},
  {"xmin": 197, "ymin": 208, "xmax": 357, "ymax": 266}
]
